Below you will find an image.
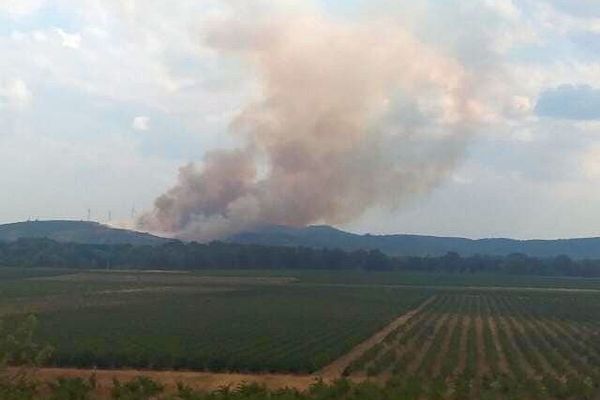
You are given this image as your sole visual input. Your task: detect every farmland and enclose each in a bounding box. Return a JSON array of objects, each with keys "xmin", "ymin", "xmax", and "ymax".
[
  {"xmin": 184, "ymin": 268, "xmax": 600, "ymax": 290},
  {"xmin": 35, "ymin": 286, "xmax": 429, "ymax": 373},
  {"xmin": 344, "ymin": 291, "xmax": 600, "ymax": 399},
  {"xmin": 1, "ymin": 269, "xmax": 430, "ymax": 373},
  {"xmin": 2, "ymin": 267, "xmax": 600, "ymax": 399}
]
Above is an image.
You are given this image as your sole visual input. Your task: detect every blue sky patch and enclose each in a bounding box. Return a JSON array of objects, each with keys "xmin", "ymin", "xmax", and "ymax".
[{"xmin": 536, "ymin": 85, "xmax": 600, "ymax": 121}]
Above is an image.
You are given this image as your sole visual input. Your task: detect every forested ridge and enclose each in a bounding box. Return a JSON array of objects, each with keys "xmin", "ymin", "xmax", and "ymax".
[{"xmin": 2, "ymin": 238, "xmax": 600, "ymax": 277}]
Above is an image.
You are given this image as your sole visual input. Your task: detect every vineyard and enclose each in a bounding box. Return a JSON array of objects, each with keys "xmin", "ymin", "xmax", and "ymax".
[
  {"xmin": 344, "ymin": 291, "xmax": 600, "ymax": 399},
  {"xmin": 2, "ymin": 268, "xmax": 600, "ymax": 398},
  {"xmin": 33, "ymin": 286, "xmax": 429, "ymax": 373}
]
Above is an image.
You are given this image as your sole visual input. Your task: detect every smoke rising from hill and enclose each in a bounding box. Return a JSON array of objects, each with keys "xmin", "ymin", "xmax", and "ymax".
[{"xmin": 138, "ymin": 3, "xmax": 485, "ymax": 241}]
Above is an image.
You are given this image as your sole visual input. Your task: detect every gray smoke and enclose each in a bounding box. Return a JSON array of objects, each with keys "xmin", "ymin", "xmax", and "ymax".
[{"xmin": 138, "ymin": 4, "xmax": 485, "ymax": 241}]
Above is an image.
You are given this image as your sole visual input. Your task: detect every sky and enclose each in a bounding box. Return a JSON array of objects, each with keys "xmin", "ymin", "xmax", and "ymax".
[{"xmin": 1, "ymin": 0, "xmax": 600, "ymax": 239}]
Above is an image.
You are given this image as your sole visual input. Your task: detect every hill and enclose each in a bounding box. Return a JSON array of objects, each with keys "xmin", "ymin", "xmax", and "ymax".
[
  {"xmin": 3, "ymin": 220, "xmax": 600, "ymax": 259},
  {"xmin": 0, "ymin": 220, "xmax": 169, "ymax": 245},
  {"xmin": 228, "ymin": 225, "xmax": 600, "ymax": 259}
]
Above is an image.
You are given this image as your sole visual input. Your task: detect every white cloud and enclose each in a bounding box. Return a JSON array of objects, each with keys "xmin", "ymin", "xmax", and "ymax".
[
  {"xmin": 132, "ymin": 116, "xmax": 150, "ymax": 131},
  {"xmin": 55, "ymin": 29, "xmax": 82, "ymax": 49},
  {"xmin": 0, "ymin": 0, "xmax": 45, "ymax": 18},
  {"xmin": 581, "ymin": 145, "xmax": 600, "ymax": 178},
  {"xmin": 32, "ymin": 31, "xmax": 48, "ymax": 42},
  {"xmin": 485, "ymin": 0, "xmax": 520, "ymax": 20},
  {"xmin": 1, "ymin": 78, "xmax": 32, "ymax": 109}
]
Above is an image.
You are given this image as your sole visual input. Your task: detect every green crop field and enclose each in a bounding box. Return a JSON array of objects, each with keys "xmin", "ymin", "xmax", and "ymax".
[
  {"xmin": 0, "ymin": 267, "xmax": 74, "ymax": 281},
  {"xmin": 35, "ymin": 286, "xmax": 429, "ymax": 373},
  {"xmin": 187, "ymin": 269, "xmax": 600, "ymax": 290},
  {"xmin": 2, "ymin": 267, "xmax": 600, "ymax": 399},
  {"xmin": 1, "ymin": 269, "xmax": 430, "ymax": 373}
]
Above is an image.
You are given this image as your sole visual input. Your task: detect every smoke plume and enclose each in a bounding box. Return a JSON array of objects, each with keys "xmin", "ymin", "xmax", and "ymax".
[{"xmin": 139, "ymin": 3, "xmax": 485, "ymax": 241}]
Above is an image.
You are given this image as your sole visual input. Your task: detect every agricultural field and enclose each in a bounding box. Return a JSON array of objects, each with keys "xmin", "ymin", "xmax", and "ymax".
[
  {"xmin": 0, "ymin": 269, "xmax": 430, "ymax": 373},
  {"xmin": 36, "ymin": 286, "xmax": 431, "ymax": 373},
  {"xmin": 188, "ymin": 269, "xmax": 600, "ymax": 290},
  {"xmin": 344, "ymin": 291, "xmax": 600, "ymax": 399},
  {"xmin": 2, "ymin": 267, "xmax": 600, "ymax": 399},
  {"xmin": 0, "ymin": 267, "xmax": 74, "ymax": 281}
]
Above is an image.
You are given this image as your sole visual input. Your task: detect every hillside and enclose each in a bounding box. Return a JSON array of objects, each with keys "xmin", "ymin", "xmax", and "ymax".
[
  {"xmin": 0, "ymin": 220, "xmax": 169, "ymax": 245},
  {"xmin": 228, "ymin": 225, "xmax": 600, "ymax": 259},
  {"xmin": 3, "ymin": 220, "xmax": 600, "ymax": 259}
]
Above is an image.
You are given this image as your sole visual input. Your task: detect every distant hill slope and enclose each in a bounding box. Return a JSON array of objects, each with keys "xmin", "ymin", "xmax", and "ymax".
[
  {"xmin": 4, "ymin": 220, "xmax": 600, "ymax": 259},
  {"xmin": 228, "ymin": 225, "xmax": 600, "ymax": 259},
  {"xmin": 0, "ymin": 220, "xmax": 169, "ymax": 245}
]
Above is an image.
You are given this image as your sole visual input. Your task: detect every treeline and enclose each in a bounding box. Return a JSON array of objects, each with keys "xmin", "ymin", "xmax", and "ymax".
[
  {"xmin": 1, "ymin": 238, "xmax": 600, "ymax": 277},
  {"xmin": 0, "ymin": 238, "xmax": 389, "ymax": 271},
  {"xmin": 397, "ymin": 251, "xmax": 600, "ymax": 277}
]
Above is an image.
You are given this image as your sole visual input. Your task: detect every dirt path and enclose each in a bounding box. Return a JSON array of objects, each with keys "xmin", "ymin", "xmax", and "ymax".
[
  {"xmin": 300, "ymin": 283, "xmax": 600, "ymax": 294},
  {"xmin": 27, "ymin": 368, "xmax": 318, "ymax": 395},
  {"xmin": 487, "ymin": 316, "xmax": 511, "ymax": 376},
  {"xmin": 454, "ymin": 315, "xmax": 471, "ymax": 374},
  {"xmin": 316, "ymin": 296, "xmax": 436, "ymax": 380},
  {"xmin": 474, "ymin": 315, "xmax": 488, "ymax": 376}
]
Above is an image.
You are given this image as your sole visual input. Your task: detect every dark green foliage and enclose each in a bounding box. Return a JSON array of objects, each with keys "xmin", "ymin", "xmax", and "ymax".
[
  {"xmin": 2, "ymin": 237, "xmax": 600, "ymax": 277},
  {"xmin": 0, "ymin": 238, "xmax": 392, "ymax": 272},
  {"xmin": 111, "ymin": 377, "xmax": 163, "ymax": 400},
  {"xmin": 47, "ymin": 376, "xmax": 96, "ymax": 400},
  {"xmin": 0, "ymin": 315, "xmax": 52, "ymax": 400},
  {"xmin": 0, "ymin": 315, "xmax": 53, "ymax": 368},
  {"xmin": 0, "ymin": 379, "xmax": 38, "ymax": 400}
]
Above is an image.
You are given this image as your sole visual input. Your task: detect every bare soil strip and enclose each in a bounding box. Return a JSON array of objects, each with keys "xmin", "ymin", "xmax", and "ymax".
[
  {"xmin": 34, "ymin": 272, "xmax": 297, "ymax": 286},
  {"xmin": 507, "ymin": 315, "xmax": 556, "ymax": 377},
  {"xmin": 550, "ymin": 318, "xmax": 599, "ymax": 347},
  {"xmin": 487, "ymin": 316, "xmax": 511, "ymax": 376},
  {"xmin": 317, "ymin": 296, "xmax": 436, "ymax": 380},
  {"xmin": 496, "ymin": 314, "xmax": 536, "ymax": 377},
  {"xmin": 28, "ymin": 368, "xmax": 317, "ymax": 394},
  {"xmin": 370, "ymin": 303, "xmax": 437, "ymax": 379},
  {"xmin": 454, "ymin": 315, "xmax": 470, "ymax": 375},
  {"xmin": 431, "ymin": 315, "xmax": 459, "ymax": 377},
  {"xmin": 301, "ymin": 283, "xmax": 600, "ymax": 294},
  {"xmin": 474, "ymin": 315, "xmax": 488, "ymax": 376},
  {"xmin": 525, "ymin": 318, "xmax": 575, "ymax": 377},
  {"xmin": 408, "ymin": 312, "xmax": 450, "ymax": 373},
  {"xmin": 533, "ymin": 318, "xmax": 592, "ymax": 375}
]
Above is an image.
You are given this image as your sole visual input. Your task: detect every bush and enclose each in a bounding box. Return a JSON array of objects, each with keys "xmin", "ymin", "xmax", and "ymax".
[
  {"xmin": 48, "ymin": 376, "xmax": 96, "ymax": 400},
  {"xmin": 111, "ymin": 377, "xmax": 164, "ymax": 400}
]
